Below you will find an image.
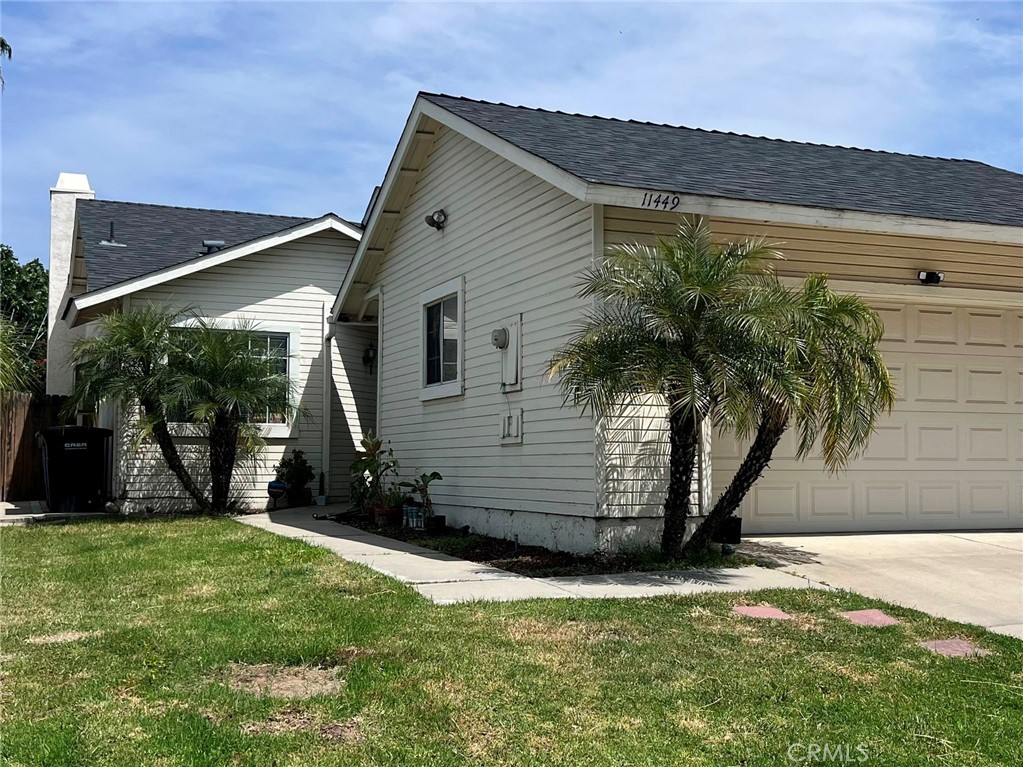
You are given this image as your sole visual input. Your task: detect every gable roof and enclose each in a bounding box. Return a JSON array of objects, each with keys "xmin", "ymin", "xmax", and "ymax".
[
  {"xmin": 75, "ymin": 199, "xmax": 330, "ymax": 291},
  {"xmin": 421, "ymin": 93, "xmax": 1023, "ymax": 228},
  {"xmin": 66, "ymin": 208, "xmax": 363, "ymax": 327}
]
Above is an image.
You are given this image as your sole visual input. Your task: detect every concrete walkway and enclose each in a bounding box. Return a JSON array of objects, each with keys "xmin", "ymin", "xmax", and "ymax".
[
  {"xmin": 236, "ymin": 508, "xmax": 820, "ymax": 604},
  {"xmin": 746, "ymin": 532, "xmax": 1023, "ymax": 639},
  {"xmin": 0, "ymin": 500, "xmax": 113, "ymax": 526}
]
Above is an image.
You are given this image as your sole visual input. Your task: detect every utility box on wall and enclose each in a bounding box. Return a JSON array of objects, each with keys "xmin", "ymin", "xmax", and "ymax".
[{"xmin": 496, "ymin": 314, "xmax": 521, "ymax": 391}]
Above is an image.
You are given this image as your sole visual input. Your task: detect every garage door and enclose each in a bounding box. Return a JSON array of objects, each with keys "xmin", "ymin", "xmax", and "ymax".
[{"xmin": 714, "ymin": 301, "xmax": 1023, "ymax": 534}]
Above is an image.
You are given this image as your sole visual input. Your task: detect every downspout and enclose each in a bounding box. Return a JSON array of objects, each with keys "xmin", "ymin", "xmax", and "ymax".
[{"xmin": 321, "ymin": 302, "xmax": 333, "ymax": 501}]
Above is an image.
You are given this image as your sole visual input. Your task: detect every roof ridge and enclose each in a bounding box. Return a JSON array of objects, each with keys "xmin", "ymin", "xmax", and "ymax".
[
  {"xmin": 420, "ymin": 92, "xmax": 1000, "ymax": 168},
  {"xmin": 79, "ymin": 198, "xmax": 315, "ymax": 220}
]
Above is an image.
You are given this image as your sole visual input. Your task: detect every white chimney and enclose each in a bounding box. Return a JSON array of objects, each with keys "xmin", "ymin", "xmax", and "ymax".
[{"xmin": 46, "ymin": 172, "xmax": 94, "ymax": 395}]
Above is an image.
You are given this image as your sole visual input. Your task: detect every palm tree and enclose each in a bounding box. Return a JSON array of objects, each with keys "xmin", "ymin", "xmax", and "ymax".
[
  {"xmin": 0, "ymin": 37, "xmax": 11, "ymax": 89},
  {"xmin": 68, "ymin": 306, "xmax": 296, "ymax": 513},
  {"xmin": 168, "ymin": 316, "xmax": 295, "ymax": 510},
  {"xmin": 549, "ymin": 217, "xmax": 790, "ymax": 557},
  {"xmin": 549, "ymin": 217, "xmax": 895, "ymax": 557},
  {"xmin": 683, "ymin": 273, "xmax": 895, "ymax": 554}
]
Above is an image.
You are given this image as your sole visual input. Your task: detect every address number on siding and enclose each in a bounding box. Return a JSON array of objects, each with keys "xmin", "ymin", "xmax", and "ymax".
[{"xmin": 640, "ymin": 192, "xmax": 681, "ymax": 211}]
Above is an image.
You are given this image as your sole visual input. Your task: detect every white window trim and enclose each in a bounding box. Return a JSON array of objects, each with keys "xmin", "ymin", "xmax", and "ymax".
[
  {"xmin": 419, "ymin": 276, "xmax": 464, "ymax": 402},
  {"xmin": 169, "ymin": 317, "xmax": 302, "ymax": 439}
]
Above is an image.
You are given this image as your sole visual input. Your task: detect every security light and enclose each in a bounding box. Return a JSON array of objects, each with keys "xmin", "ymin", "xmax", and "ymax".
[
  {"xmin": 917, "ymin": 271, "xmax": 944, "ymax": 285},
  {"xmin": 424, "ymin": 209, "xmax": 447, "ymax": 230}
]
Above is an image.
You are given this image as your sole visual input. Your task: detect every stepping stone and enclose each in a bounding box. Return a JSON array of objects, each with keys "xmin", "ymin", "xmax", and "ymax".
[
  {"xmin": 839, "ymin": 609, "xmax": 900, "ymax": 627},
  {"xmin": 733, "ymin": 604, "xmax": 791, "ymax": 620},
  {"xmin": 919, "ymin": 639, "xmax": 991, "ymax": 658}
]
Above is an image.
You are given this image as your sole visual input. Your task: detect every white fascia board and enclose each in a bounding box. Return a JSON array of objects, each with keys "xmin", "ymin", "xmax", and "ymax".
[
  {"xmin": 331, "ymin": 102, "xmax": 425, "ymax": 321},
  {"xmin": 789, "ymin": 277, "xmax": 1023, "ymax": 309},
  {"xmin": 417, "ymin": 99, "xmax": 589, "ymax": 200},
  {"xmin": 330, "ymin": 96, "xmax": 592, "ymax": 321},
  {"xmin": 585, "ymin": 183, "xmax": 1023, "ymax": 245},
  {"xmin": 70, "ymin": 214, "xmax": 361, "ymax": 319}
]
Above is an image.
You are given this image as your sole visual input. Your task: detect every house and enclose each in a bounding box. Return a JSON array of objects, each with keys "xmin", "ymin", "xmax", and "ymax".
[
  {"xmin": 46, "ymin": 173, "xmax": 376, "ymax": 511},
  {"xmin": 332, "ymin": 93, "xmax": 1023, "ymax": 552}
]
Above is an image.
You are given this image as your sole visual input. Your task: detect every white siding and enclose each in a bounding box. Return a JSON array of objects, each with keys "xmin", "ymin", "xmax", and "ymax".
[
  {"xmin": 329, "ymin": 324, "xmax": 378, "ymax": 498},
  {"xmin": 372, "ymin": 126, "xmax": 598, "ymax": 548},
  {"xmin": 117, "ymin": 230, "xmax": 362, "ymax": 510}
]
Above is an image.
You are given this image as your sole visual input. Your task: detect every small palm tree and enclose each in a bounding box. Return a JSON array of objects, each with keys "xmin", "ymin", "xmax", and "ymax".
[
  {"xmin": 550, "ymin": 217, "xmax": 895, "ymax": 557},
  {"xmin": 549, "ymin": 217, "xmax": 788, "ymax": 557},
  {"xmin": 68, "ymin": 306, "xmax": 297, "ymax": 512},
  {"xmin": 685, "ymin": 273, "xmax": 895, "ymax": 553},
  {"xmin": 168, "ymin": 317, "xmax": 295, "ymax": 510}
]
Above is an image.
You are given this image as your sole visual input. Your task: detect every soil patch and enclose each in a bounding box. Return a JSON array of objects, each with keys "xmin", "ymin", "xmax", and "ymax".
[
  {"xmin": 241, "ymin": 707, "xmax": 363, "ymax": 741},
  {"xmin": 25, "ymin": 630, "xmax": 101, "ymax": 645},
  {"xmin": 221, "ymin": 663, "xmax": 344, "ymax": 698},
  {"xmin": 340, "ymin": 514, "xmax": 760, "ymax": 577},
  {"xmin": 320, "ymin": 717, "xmax": 364, "ymax": 742}
]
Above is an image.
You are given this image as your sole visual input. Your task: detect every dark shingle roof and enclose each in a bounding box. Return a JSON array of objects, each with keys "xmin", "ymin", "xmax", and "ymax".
[
  {"xmin": 76, "ymin": 200, "xmax": 316, "ymax": 291},
  {"xmin": 422, "ymin": 93, "xmax": 1023, "ymax": 228}
]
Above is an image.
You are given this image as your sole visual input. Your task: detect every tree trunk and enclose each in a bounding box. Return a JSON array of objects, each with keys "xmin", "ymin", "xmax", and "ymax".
[
  {"xmin": 661, "ymin": 407, "xmax": 700, "ymax": 559},
  {"xmin": 682, "ymin": 405, "xmax": 789, "ymax": 555},
  {"xmin": 145, "ymin": 406, "xmax": 211, "ymax": 513},
  {"xmin": 209, "ymin": 414, "xmax": 238, "ymax": 512}
]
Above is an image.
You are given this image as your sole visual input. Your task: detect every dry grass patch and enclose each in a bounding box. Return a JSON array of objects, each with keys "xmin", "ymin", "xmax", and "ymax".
[
  {"xmin": 505, "ymin": 617, "xmax": 586, "ymax": 642},
  {"xmin": 24, "ymin": 630, "xmax": 101, "ymax": 645},
  {"xmin": 219, "ymin": 663, "xmax": 345, "ymax": 699},
  {"xmin": 789, "ymin": 613, "xmax": 823, "ymax": 633},
  {"xmin": 181, "ymin": 583, "xmax": 217, "ymax": 599},
  {"xmin": 807, "ymin": 654, "xmax": 879, "ymax": 685},
  {"xmin": 335, "ymin": 646, "xmax": 375, "ymax": 663},
  {"xmin": 504, "ymin": 616, "xmax": 639, "ymax": 644},
  {"xmin": 241, "ymin": 707, "xmax": 363, "ymax": 741},
  {"xmin": 671, "ymin": 711, "xmax": 710, "ymax": 731}
]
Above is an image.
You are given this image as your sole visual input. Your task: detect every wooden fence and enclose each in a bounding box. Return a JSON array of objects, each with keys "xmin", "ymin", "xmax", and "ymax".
[{"xmin": 0, "ymin": 394, "xmax": 70, "ymax": 502}]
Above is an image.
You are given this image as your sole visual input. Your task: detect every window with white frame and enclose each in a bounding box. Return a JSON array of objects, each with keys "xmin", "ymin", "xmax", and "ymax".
[
  {"xmin": 419, "ymin": 277, "xmax": 463, "ymax": 400},
  {"xmin": 247, "ymin": 332, "xmax": 290, "ymax": 424},
  {"xmin": 168, "ymin": 323, "xmax": 301, "ymax": 437}
]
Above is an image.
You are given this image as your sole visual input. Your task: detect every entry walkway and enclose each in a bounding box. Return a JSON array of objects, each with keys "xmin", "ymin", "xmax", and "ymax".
[{"xmin": 236, "ymin": 508, "xmax": 821, "ymax": 604}]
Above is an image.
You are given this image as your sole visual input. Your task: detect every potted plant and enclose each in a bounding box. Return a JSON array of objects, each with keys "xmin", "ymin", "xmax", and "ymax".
[
  {"xmin": 274, "ymin": 449, "xmax": 315, "ymax": 507},
  {"xmin": 403, "ymin": 497, "xmax": 425, "ymax": 530},
  {"xmin": 349, "ymin": 431, "xmax": 399, "ymax": 522},
  {"xmin": 367, "ymin": 484, "xmax": 403, "ymax": 527},
  {"xmin": 400, "ymin": 471, "xmax": 445, "ymax": 533}
]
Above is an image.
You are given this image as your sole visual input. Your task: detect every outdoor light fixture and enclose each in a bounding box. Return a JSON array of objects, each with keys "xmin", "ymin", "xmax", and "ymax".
[
  {"xmin": 918, "ymin": 270, "xmax": 944, "ymax": 285},
  {"xmin": 362, "ymin": 341, "xmax": 377, "ymax": 374},
  {"xmin": 424, "ymin": 209, "xmax": 447, "ymax": 230}
]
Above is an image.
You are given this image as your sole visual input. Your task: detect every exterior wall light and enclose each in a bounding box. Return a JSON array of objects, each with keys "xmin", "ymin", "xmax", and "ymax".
[
  {"xmin": 362, "ymin": 342, "xmax": 377, "ymax": 374},
  {"xmin": 918, "ymin": 271, "xmax": 944, "ymax": 285},
  {"xmin": 425, "ymin": 209, "xmax": 446, "ymax": 230}
]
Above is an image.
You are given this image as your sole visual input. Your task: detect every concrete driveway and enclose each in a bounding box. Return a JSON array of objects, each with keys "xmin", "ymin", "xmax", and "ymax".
[{"xmin": 745, "ymin": 531, "xmax": 1023, "ymax": 639}]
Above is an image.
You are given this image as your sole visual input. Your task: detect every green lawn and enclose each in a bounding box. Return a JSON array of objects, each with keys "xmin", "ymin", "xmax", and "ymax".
[{"xmin": 2, "ymin": 518, "xmax": 1020, "ymax": 767}]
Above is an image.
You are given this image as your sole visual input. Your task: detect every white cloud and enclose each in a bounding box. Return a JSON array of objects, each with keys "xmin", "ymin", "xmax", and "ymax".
[{"xmin": 2, "ymin": 1, "xmax": 1019, "ymax": 265}]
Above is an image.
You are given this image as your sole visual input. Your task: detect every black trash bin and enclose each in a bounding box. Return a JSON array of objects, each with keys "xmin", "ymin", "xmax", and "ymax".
[{"xmin": 37, "ymin": 426, "xmax": 114, "ymax": 514}]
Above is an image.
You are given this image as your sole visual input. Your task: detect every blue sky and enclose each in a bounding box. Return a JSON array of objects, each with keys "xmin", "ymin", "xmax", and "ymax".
[{"xmin": 2, "ymin": 1, "xmax": 1020, "ymax": 266}]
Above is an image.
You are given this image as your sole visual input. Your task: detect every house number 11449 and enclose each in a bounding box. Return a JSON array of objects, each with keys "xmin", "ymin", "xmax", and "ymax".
[{"xmin": 640, "ymin": 192, "xmax": 682, "ymax": 211}]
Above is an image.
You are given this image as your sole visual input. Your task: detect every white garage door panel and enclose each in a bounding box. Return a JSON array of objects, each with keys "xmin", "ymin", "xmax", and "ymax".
[{"xmin": 715, "ymin": 302, "xmax": 1023, "ymax": 534}]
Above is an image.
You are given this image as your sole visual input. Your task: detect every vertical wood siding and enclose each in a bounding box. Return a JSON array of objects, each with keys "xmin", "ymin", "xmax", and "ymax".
[
  {"xmin": 117, "ymin": 230, "xmax": 362, "ymax": 510},
  {"xmin": 373, "ymin": 126, "xmax": 597, "ymax": 524}
]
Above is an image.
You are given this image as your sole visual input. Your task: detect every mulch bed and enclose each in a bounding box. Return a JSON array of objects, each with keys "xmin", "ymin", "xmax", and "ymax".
[{"xmin": 337, "ymin": 513, "xmax": 754, "ymax": 578}]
